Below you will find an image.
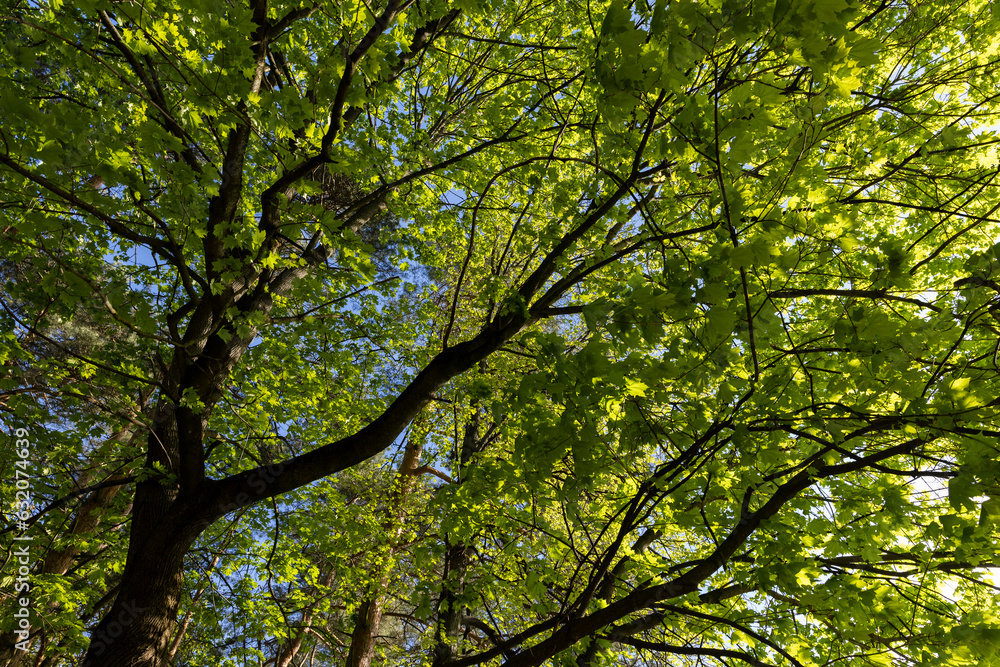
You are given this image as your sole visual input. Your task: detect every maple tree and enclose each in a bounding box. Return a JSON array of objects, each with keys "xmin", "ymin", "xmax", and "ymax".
[{"xmin": 2, "ymin": 0, "xmax": 1000, "ymax": 665}]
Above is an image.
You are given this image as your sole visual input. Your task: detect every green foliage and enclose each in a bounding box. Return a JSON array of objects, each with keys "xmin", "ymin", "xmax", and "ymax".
[{"xmin": 2, "ymin": 0, "xmax": 1000, "ymax": 665}]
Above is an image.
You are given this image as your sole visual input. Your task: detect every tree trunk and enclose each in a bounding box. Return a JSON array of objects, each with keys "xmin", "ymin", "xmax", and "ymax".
[
  {"xmin": 431, "ymin": 543, "xmax": 473, "ymax": 667},
  {"xmin": 432, "ymin": 413, "xmax": 481, "ymax": 666},
  {"xmin": 344, "ymin": 595, "xmax": 386, "ymax": 667},
  {"xmin": 79, "ymin": 490, "xmax": 212, "ymax": 667},
  {"xmin": 344, "ymin": 438, "xmax": 424, "ymax": 667},
  {"xmin": 270, "ymin": 566, "xmax": 336, "ymax": 667},
  {"xmin": 79, "ymin": 405, "xmax": 215, "ymax": 667},
  {"xmin": 164, "ymin": 555, "xmax": 220, "ymax": 662}
]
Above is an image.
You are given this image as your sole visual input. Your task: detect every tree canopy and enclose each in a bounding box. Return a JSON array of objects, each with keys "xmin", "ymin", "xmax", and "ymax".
[{"xmin": 2, "ymin": 0, "xmax": 1000, "ymax": 665}]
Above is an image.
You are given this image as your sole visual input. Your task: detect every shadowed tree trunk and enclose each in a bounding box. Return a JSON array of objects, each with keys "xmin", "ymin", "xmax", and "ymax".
[{"xmin": 80, "ymin": 485, "xmax": 212, "ymax": 665}]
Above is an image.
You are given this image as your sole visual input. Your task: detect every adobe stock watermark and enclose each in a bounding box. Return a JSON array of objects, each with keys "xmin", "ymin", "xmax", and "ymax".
[{"xmin": 11, "ymin": 427, "xmax": 32, "ymax": 652}]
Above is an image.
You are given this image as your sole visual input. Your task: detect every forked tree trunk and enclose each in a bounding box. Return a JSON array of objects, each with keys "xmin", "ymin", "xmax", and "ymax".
[
  {"xmin": 79, "ymin": 407, "xmax": 215, "ymax": 667},
  {"xmin": 79, "ymin": 492, "xmax": 213, "ymax": 667}
]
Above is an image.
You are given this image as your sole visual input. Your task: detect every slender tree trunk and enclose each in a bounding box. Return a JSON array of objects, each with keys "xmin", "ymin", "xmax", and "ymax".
[
  {"xmin": 432, "ymin": 413, "xmax": 480, "ymax": 666},
  {"xmin": 431, "ymin": 543, "xmax": 473, "ymax": 667},
  {"xmin": 270, "ymin": 566, "xmax": 336, "ymax": 667},
  {"xmin": 164, "ymin": 555, "xmax": 220, "ymax": 661},
  {"xmin": 344, "ymin": 439, "xmax": 424, "ymax": 667}
]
